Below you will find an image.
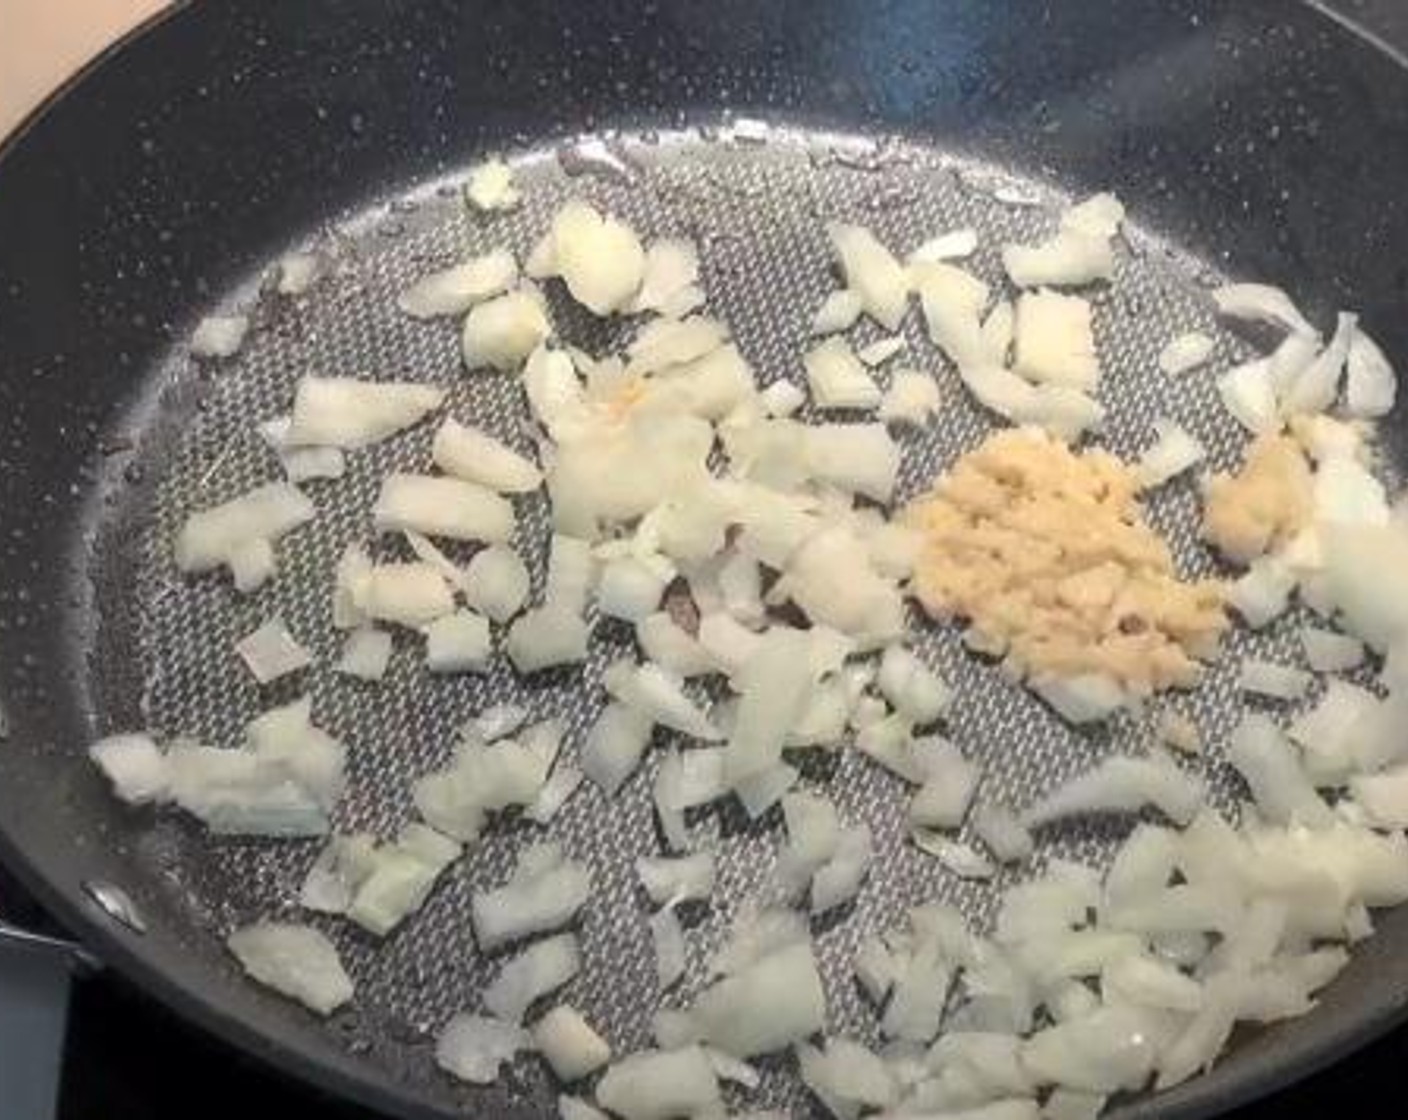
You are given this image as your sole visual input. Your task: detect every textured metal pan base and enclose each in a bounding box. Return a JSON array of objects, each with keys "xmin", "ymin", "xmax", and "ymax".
[{"xmin": 91, "ymin": 129, "xmax": 1368, "ymax": 1116}]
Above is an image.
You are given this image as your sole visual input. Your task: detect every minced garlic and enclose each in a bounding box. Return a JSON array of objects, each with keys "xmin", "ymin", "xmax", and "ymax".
[
  {"xmin": 1202, "ymin": 433, "xmax": 1313, "ymax": 564},
  {"xmin": 904, "ymin": 429, "xmax": 1226, "ymax": 694}
]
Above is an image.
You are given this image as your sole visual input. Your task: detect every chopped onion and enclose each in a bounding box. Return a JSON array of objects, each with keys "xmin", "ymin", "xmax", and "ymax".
[
  {"xmin": 236, "ymin": 616, "xmax": 313, "ymax": 684},
  {"xmin": 424, "ymin": 610, "xmax": 492, "ymax": 673},
  {"xmin": 465, "ymin": 157, "xmax": 521, "ymax": 211},
  {"xmin": 226, "ymin": 921, "xmax": 353, "ymax": 1015},
  {"xmin": 1282, "ymin": 311, "xmax": 1355, "ymax": 417},
  {"xmin": 724, "ymin": 627, "xmax": 815, "ymax": 782},
  {"xmin": 526, "ymin": 760, "xmax": 584, "ymax": 825},
  {"xmin": 912, "ymin": 832, "xmax": 996, "ymax": 879},
  {"xmin": 1212, "ymin": 283, "xmax": 1316, "ymax": 337},
  {"xmin": 805, "ymin": 337, "xmax": 882, "ymax": 410},
  {"xmin": 909, "ymin": 227, "xmax": 980, "ymax": 264},
  {"xmin": 456, "ymin": 545, "xmax": 528, "ymax": 623},
  {"xmin": 505, "ymin": 607, "xmax": 591, "ymax": 673},
  {"xmin": 435, "ymin": 1013, "xmax": 530, "ymax": 1084},
  {"xmin": 812, "ymin": 825, "xmax": 875, "ymax": 914},
  {"xmin": 1227, "ymin": 713, "xmax": 1334, "ymax": 828},
  {"xmin": 1238, "ymin": 658, "xmax": 1311, "ymax": 701},
  {"xmin": 1013, "ymin": 290, "xmax": 1099, "ymax": 389},
  {"xmin": 1345, "ymin": 326, "xmax": 1397, "ymax": 418},
  {"xmin": 595, "ymin": 1046, "xmax": 722, "ymax": 1120},
  {"xmin": 175, "ymin": 481, "xmax": 314, "ymax": 577},
  {"xmin": 878, "ymin": 645, "xmax": 952, "ymax": 725},
  {"xmin": 798, "ymin": 1037, "xmax": 898, "ymax": 1118},
  {"xmin": 650, "ymin": 905, "xmax": 687, "ymax": 989},
  {"xmin": 972, "ymin": 803, "xmax": 1034, "ymax": 864},
  {"xmin": 626, "ymin": 316, "xmax": 729, "ymax": 377},
  {"xmin": 1315, "ymin": 452, "xmax": 1390, "ymax": 527},
  {"xmin": 1136, "ymin": 419, "xmax": 1205, "ymax": 489},
  {"xmin": 229, "ymin": 537, "xmax": 278, "ymax": 592},
  {"xmin": 413, "ymin": 738, "xmax": 552, "ymax": 841},
  {"xmin": 1351, "ymin": 763, "xmax": 1408, "ymax": 829},
  {"xmin": 880, "ymin": 369, "xmax": 941, "ymax": 426},
  {"xmin": 1300, "ymin": 626, "xmax": 1365, "ymax": 672},
  {"xmin": 637, "ymin": 853, "xmax": 716, "ymax": 907},
  {"xmin": 483, "ymin": 933, "xmax": 581, "ymax": 1023},
  {"xmin": 347, "ymin": 824, "xmax": 461, "ymax": 936},
  {"xmin": 1030, "ymin": 672, "xmax": 1130, "ymax": 724},
  {"xmin": 1287, "ymin": 679, "xmax": 1380, "ymax": 785},
  {"xmin": 432, "ymin": 417, "xmax": 541, "ymax": 493},
  {"xmin": 285, "ymin": 376, "xmax": 445, "ymax": 449},
  {"xmin": 689, "ymin": 940, "xmax": 827, "ymax": 1057},
  {"xmin": 636, "ymin": 612, "xmax": 714, "ymax": 678},
  {"xmin": 826, "ymin": 223, "xmax": 909, "ymax": 330},
  {"xmin": 1002, "ymin": 230, "xmax": 1113, "ymax": 289},
  {"xmin": 597, "ymin": 556, "xmax": 670, "ymax": 622},
  {"xmin": 630, "ymin": 238, "xmax": 701, "ymax": 315},
  {"xmin": 858, "ymin": 335, "xmax": 907, "ymax": 368},
  {"xmin": 373, "ymin": 472, "xmax": 514, "ymax": 544},
  {"xmin": 1158, "ymin": 331, "xmax": 1215, "ymax": 376},
  {"xmin": 354, "ymin": 562, "xmax": 456, "ymax": 627},
  {"xmin": 191, "ymin": 313, "xmax": 250, "ymax": 358},
  {"xmin": 550, "ymin": 200, "xmax": 646, "ymax": 315},
  {"xmin": 472, "ymin": 843, "xmax": 592, "ymax": 951},
  {"xmin": 398, "ymin": 249, "xmax": 518, "ymax": 319},
  {"xmin": 761, "ymin": 379, "xmax": 808, "ymax": 418},
  {"xmin": 462, "ymin": 289, "xmax": 552, "ymax": 371},
  {"xmin": 1217, "ymin": 358, "xmax": 1279, "ymax": 434},
  {"xmin": 88, "ymin": 733, "xmax": 168, "ymax": 804},
  {"xmin": 1022, "ymin": 1005, "xmax": 1155, "ymax": 1094},
  {"xmin": 1225, "ymin": 555, "xmax": 1296, "ymax": 629},
  {"xmin": 275, "ymin": 252, "xmax": 322, "ymax": 296},
  {"xmin": 258, "ymin": 415, "xmax": 346, "ymax": 482},
  {"xmin": 299, "ymin": 832, "xmax": 377, "ymax": 914},
  {"xmin": 1156, "ymin": 711, "xmax": 1203, "ymax": 756},
  {"xmin": 1320, "ymin": 522, "xmax": 1408, "ymax": 652},
  {"xmin": 811, "ymin": 288, "xmax": 865, "ymax": 335},
  {"xmin": 1023, "ymin": 754, "xmax": 1204, "ymax": 828},
  {"xmin": 733, "ymin": 761, "xmax": 800, "ymax": 818},
  {"xmin": 581, "ymin": 702, "xmax": 655, "ymax": 794},
  {"xmin": 533, "ymin": 1005, "xmax": 612, "ymax": 1081},
  {"xmin": 604, "ymin": 659, "xmax": 720, "ymax": 741},
  {"xmin": 909, "ymin": 740, "xmax": 979, "ymax": 830}
]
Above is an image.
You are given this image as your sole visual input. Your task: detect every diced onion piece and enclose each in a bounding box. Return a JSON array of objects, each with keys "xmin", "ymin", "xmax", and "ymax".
[
  {"xmin": 972, "ymin": 803, "xmax": 1034, "ymax": 864},
  {"xmin": 826, "ymin": 223, "xmax": 909, "ymax": 330},
  {"xmin": 811, "ymin": 289, "xmax": 864, "ymax": 335},
  {"xmin": 506, "ymin": 607, "xmax": 590, "ymax": 673},
  {"xmin": 581, "ymin": 702, "xmax": 655, "ymax": 794},
  {"xmin": 1062, "ymin": 192, "xmax": 1126, "ymax": 239},
  {"xmin": 462, "ymin": 289, "xmax": 552, "ymax": 371},
  {"xmin": 595, "ymin": 1046, "xmax": 722, "ymax": 1120},
  {"xmin": 604, "ymin": 659, "xmax": 720, "ymax": 741},
  {"xmin": 533, "ymin": 1006, "xmax": 612, "ymax": 1081},
  {"xmin": 551, "ymin": 200, "xmax": 647, "ymax": 315},
  {"xmin": 373, "ymin": 472, "xmax": 514, "ymax": 544},
  {"xmin": 1238, "ymin": 658, "xmax": 1311, "ymax": 701},
  {"xmin": 637, "ymin": 853, "xmax": 716, "ymax": 907},
  {"xmin": 1345, "ymin": 327, "xmax": 1397, "ymax": 418},
  {"xmin": 483, "ymin": 933, "xmax": 581, "ymax": 1023},
  {"xmin": 472, "ymin": 843, "xmax": 592, "ymax": 951},
  {"xmin": 413, "ymin": 739, "xmax": 551, "ymax": 841},
  {"xmin": 811, "ymin": 824, "xmax": 874, "ymax": 914},
  {"xmin": 1225, "ymin": 556, "xmax": 1296, "ymax": 630},
  {"xmin": 981, "ymin": 299, "xmax": 1016, "ymax": 365},
  {"xmin": 465, "ymin": 157, "xmax": 521, "ymax": 211},
  {"xmin": 630, "ymin": 238, "xmax": 701, "ymax": 315},
  {"xmin": 89, "ymin": 733, "xmax": 168, "ymax": 804},
  {"xmin": 853, "ymin": 935, "xmax": 898, "ymax": 1004},
  {"xmin": 1158, "ymin": 331, "xmax": 1215, "ymax": 376},
  {"xmin": 626, "ymin": 316, "xmax": 729, "ymax": 377},
  {"xmin": 356, "ymin": 563, "xmax": 456, "ymax": 627},
  {"xmin": 1227, "ymin": 713, "xmax": 1334, "ymax": 828},
  {"xmin": 725, "ymin": 627, "xmax": 814, "ymax": 782},
  {"xmin": 1287, "ymin": 679, "xmax": 1380, "ymax": 785},
  {"xmin": 285, "ymin": 377, "xmax": 445, "ymax": 449},
  {"xmin": 435, "ymin": 1013, "xmax": 530, "ymax": 1084},
  {"xmin": 1022, "ymin": 1005, "xmax": 1156, "ymax": 1094},
  {"xmin": 1136, "ymin": 419, "xmax": 1205, "ymax": 489},
  {"xmin": 636, "ymin": 612, "xmax": 713, "ymax": 678},
  {"xmin": 424, "ymin": 610, "xmax": 492, "ymax": 674},
  {"xmin": 857, "ymin": 335, "xmax": 907, "ymax": 367},
  {"xmin": 462, "ymin": 704, "xmax": 528, "ymax": 743},
  {"xmin": 1156, "ymin": 711, "xmax": 1203, "ymax": 756},
  {"xmin": 229, "ymin": 537, "xmax": 279, "ymax": 592},
  {"xmin": 1023, "ymin": 754, "xmax": 1204, "ymax": 828},
  {"xmin": 226, "ymin": 922, "xmax": 353, "ymax": 1015},
  {"xmin": 797, "ymin": 1037, "xmax": 898, "ymax": 1118},
  {"xmin": 651, "ymin": 906, "xmax": 687, "ymax": 989},
  {"xmin": 909, "ymin": 227, "xmax": 979, "ymax": 263},
  {"xmin": 597, "ymin": 556, "xmax": 670, "ymax": 622},
  {"xmin": 526, "ymin": 760, "xmax": 584, "ymax": 825},
  {"xmin": 1014, "ymin": 290, "xmax": 1099, "ymax": 389},
  {"xmin": 804, "ymin": 337, "xmax": 882, "ymax": 410},
  {"xmin": 347, "ymin": 824, "xmax": 460, "ymax": 936},
  {"xmin": 877, "ymin": 645, "xmax": 951, "ymax": 724},
  {"xmin": 398, "ymin": 249, "xmax": 518, "ymax": 318},
  {"xmin": 1300, "ymin": 626, "xmax": 1365, "ymax": 672},
  {"xmin": 1030, "ymin": 672, "xmax": 1130, "ymax": 724},
  {"xmin": 733, "ymin": 761, "xmax": 799, "ymax": 819},
  {"xmin": 257, "ymin": 415, "xmax": 346, "ymax": 482},
  {"xmin": 276, "ymin": 253, "xmax": 322, "ymax": 295},
  {"xmin": 1212, "ymin": 282, "xmax": 1316, "ymax": 337},
  {"xmin": 776, "ymin": 792, "xmax": 841, "ymax": 899},
  {"xmin": 432, "ymin": 417, "xmax": 541, "ymax": 493},
  {"xmin": 1217, "ymin": 358, "xmax": 1278, "ymax": 434},
  {"xmin": 175, "ymin": 482, "xmax": 314, "ymax": 576},
  {"xmin": 689, "ymin": 941, "xmax": 827, "ymax": 1057},
  {"xmin": 299, "ymin": 832, "xmax": 377, "ymax": 914},
  {"xmin": 1282, "ymin": 311, "xmax": 1355, "ymax": 417},
  {"xmin": 909, "ymin": 740, "xmax": 979, "ymax": 830},
  {"xmin": 879, "ymin": 368, "xmax": 940, "ymax": 427},
  {"xmin": 1320, "ymin": 522, "xmax": 1408, "ymax": 653},
  {"xmin": 804, "ymin": 423, "xmax": 901, "ymax": 504},
  {"xmin": 912, "ymin": 831, "xmax": 996, "ymax": 879},
  {"xmin": 191, "ymin": 313, "xmax": 250, "ymax": 358},
  {"xmin": 236, "ymin": 617, "xmax": 313, "ymax": 684},
  {"xmin": 1351, "ymin": 764, "xmax": 1408, "ymax": 829},
  {"xmin": 761, "ymin": 379, "xmax": 807, "ymax": 418},
  {"xmin": 1002, "ymin": 230, "xmax": 1113, "ymax": 289},
  {"xmin": 463, "ymin": 545, "xmax": 531, "ymax": 623}
]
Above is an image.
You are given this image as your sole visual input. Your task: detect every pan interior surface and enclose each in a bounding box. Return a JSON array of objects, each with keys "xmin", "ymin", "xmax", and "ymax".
[{"xmin": 77, "ymin": 127, "xmax": 1401, "ymax": 1118}]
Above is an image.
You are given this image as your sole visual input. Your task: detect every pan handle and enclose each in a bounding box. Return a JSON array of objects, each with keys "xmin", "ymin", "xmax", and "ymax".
[{"xmin": 0, "ymin": 916, "xmax": 97, "ymax": 969}]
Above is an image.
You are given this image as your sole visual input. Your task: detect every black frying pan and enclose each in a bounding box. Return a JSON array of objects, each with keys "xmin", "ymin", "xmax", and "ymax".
[{"xmin": 4, "ymin": 2, "xmax": 1408, "ymax": 1118}]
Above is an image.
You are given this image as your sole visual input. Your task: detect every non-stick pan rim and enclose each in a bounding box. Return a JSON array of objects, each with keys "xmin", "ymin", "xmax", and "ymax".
[{"xmin": 4, "ymin": 2, "xmax": 1408, "ymax": 1119}]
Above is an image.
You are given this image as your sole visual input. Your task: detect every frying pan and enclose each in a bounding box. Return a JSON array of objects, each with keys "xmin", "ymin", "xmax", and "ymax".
[{"xmin": 3, "ymin": 1, "xmax": 1408, "ymax": 1117}]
